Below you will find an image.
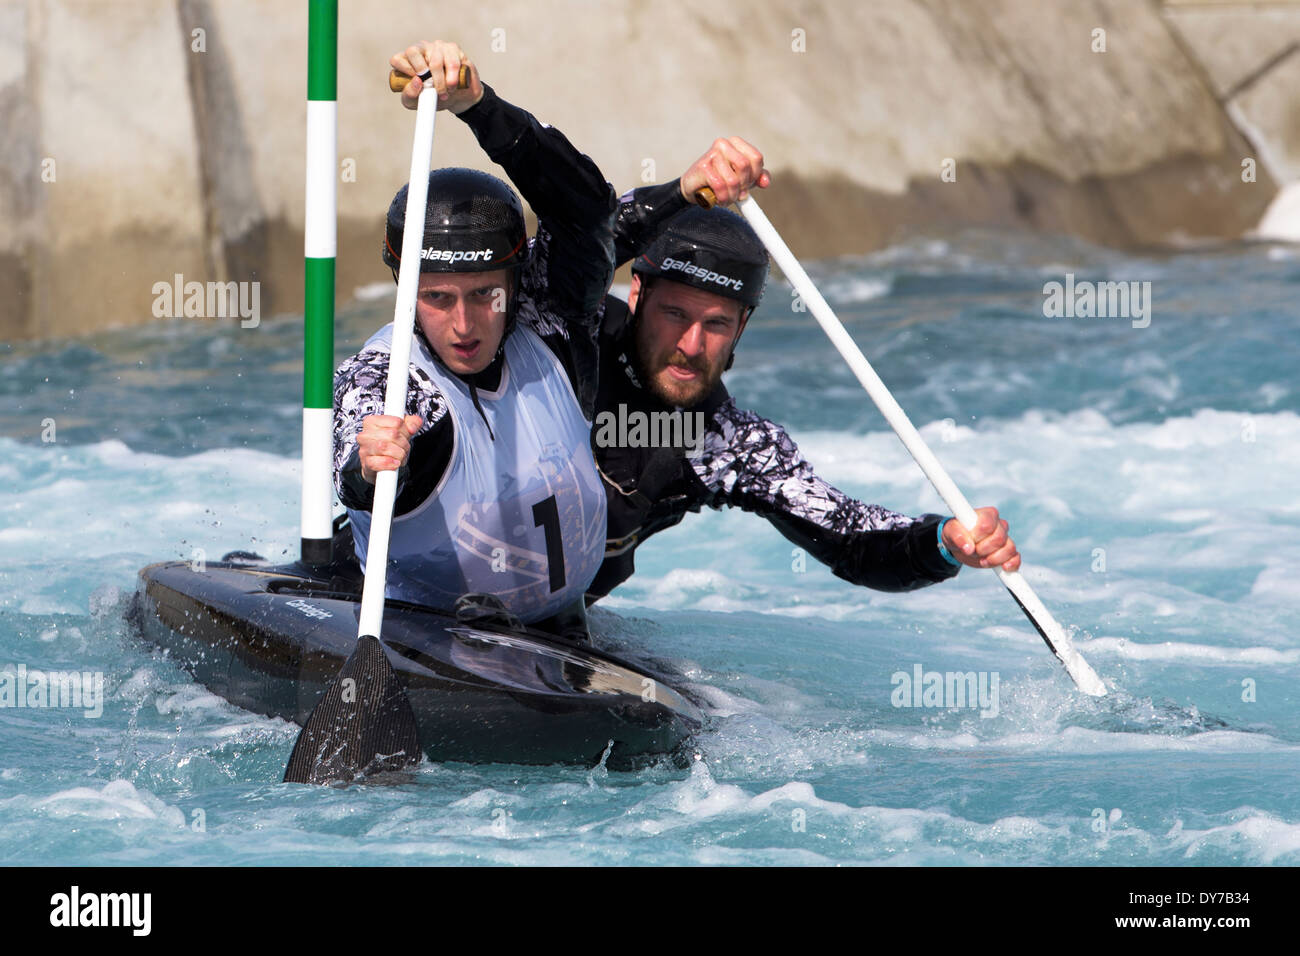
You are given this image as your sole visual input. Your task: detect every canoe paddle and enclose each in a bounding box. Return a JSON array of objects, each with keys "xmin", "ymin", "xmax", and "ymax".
[
  {"xmin": 284, "ymin": 66, "xmax": 467, "ymax": 785},
  {"xmin": 693, "ymin": 186, "xmax": 1107, "ymax": 697}
]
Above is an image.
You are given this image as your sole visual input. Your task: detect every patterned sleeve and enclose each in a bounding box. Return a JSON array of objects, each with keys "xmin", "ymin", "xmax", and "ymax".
[
  {"xmin": 331, "ymin": 345, "xmax": 450, "ymax": 508},
  {"xmin": 690, "ymin": 400, "xmax": 958, "ymax": 591},
  {"xmin": 692, "ymin": 400, "xmax": 917, "ymax": 532},
  {"xmin": 513, "ymin": 225, "xmax": 569, "ymax": 339}
]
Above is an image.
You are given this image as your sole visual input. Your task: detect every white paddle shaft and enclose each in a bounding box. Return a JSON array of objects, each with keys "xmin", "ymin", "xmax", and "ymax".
[
  {"xmin": 357, "ymin": 83, "xmax": 440, "ymax": 640},
  {"xmin": 737, "ymin": 195, "xmax": 1106, "ymax": 697}
]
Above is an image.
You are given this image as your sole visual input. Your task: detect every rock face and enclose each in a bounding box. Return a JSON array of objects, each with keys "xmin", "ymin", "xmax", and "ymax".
[{"xmin": 0, "ymin": 0, "xmax": 1293, "ymax": 340}]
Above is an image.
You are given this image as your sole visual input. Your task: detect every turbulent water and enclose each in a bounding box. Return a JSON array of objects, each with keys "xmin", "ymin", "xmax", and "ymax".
[{"xmin": 3, "ymin": 229, "xmax": 1297, "ymax": 866}]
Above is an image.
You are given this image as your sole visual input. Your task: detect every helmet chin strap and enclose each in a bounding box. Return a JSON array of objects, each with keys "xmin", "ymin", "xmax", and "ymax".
[
  {"xmin": 724, "ymin": 308, "xmax": 753, "ymax": 371},
  {"xmin": 494, "ymin": 268, "xmax": 520, "ymax": 360}
]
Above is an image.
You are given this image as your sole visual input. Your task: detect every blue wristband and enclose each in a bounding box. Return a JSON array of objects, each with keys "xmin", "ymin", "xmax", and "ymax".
[{"xmin": 937, "ymin": 518, "xmax": 960, "ymax": 566}]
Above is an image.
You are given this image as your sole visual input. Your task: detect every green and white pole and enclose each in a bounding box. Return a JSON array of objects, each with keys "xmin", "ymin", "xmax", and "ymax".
[{"xmin": 302, "ymin": 0, "xmax": 336, "ymax": 566}]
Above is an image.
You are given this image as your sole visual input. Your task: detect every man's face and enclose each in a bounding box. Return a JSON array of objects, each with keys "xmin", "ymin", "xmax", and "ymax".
[
  {"xmin": 415, "ymin": 269, "xmax": 509, "ymax": 375},
  {"xmin": 629, "ymin": 275, "xmax": 746, "ymax": 408}
]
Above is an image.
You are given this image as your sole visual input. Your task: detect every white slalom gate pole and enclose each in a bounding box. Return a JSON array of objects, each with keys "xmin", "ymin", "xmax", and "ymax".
[{"xmin": 737, "ymin": 195, "xmax": 1107, "ymax": 697}]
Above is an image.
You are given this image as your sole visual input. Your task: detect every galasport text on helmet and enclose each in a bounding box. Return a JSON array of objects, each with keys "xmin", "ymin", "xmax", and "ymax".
[
  {"xmin": 632, "ymin": 205, "xmax": 768, "ymax": 308},
  {"xmin": 383, "ymin": 167, "xmax": 529, "ymax": 273}
]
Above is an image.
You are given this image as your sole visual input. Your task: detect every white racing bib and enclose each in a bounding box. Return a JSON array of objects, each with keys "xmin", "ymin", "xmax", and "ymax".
[{"xmin": 348, "ymin": 323, "xmax": 606, "ymax": 622}]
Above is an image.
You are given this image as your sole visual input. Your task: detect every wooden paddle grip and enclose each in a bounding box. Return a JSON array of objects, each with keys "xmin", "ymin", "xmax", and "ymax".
[
  {"xmin": 693, "ymin": 186, "xmax": 717, "ymax": 209},
  {"xmin": 389, "ymin": 64, "xmax": 470, "ymax": 92}
]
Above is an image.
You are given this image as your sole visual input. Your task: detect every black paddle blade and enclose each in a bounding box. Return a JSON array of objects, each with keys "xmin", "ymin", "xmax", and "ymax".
[{"xmin": 283, "ymin": 635, "xmax": 421, "ymax": 785}]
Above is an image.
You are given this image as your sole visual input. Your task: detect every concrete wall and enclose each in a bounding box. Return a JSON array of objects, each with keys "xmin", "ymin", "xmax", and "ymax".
[
  {"xmin": 1163, "ymin": 0, "xmax": 1300, "ymax": 185},
  {"xmin": 0, "ymin": 0, "xmax": 1294, "ymax": 341}
]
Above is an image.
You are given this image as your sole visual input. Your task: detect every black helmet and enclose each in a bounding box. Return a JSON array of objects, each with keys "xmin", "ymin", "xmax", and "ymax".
[
  {"xmin": 382, "ymin": 167, "xmax": 529, "ymax": 273},
  {"xmin": 631, "ymin": 205, "xmax": 768, "ymax": 308}
]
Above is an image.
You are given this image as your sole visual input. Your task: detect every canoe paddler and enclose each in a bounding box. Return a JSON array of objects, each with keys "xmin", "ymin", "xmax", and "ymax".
[
  {"xmin": 586, "ymin": 137, "xmax": 1021, "ymax": 603},
  {"xmin": 332, "ymin": 40, "xmax": 614, "ymax": 636}
]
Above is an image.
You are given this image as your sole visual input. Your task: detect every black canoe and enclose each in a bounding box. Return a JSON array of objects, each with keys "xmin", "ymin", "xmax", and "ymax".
[{"xmin": 130, "ymin": 540, "xmax": 703, "ymax": 770}]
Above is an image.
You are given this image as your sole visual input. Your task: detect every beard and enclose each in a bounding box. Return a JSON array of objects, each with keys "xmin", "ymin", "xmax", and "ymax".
[{"xmin": 633, "ymin": 340, "xmax": 726, "ymax": 409}]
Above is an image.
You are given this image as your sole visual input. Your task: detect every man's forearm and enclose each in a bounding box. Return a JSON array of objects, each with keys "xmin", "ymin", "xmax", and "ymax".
[
  {"xmin": 613, "ymin": 180, "xmax": 690, "ymax": 267},
  {"xmin": 336, "ymin": 415, "xmax": 455, "ymax": 517},
  {"xmin": 337, "ymin": 445, "xmax": 395, "ymax": 512},
  {"xmin": 767, "ymin": 511, "xmax": 961, "ymax": 592},
  {"xmin": 458, "ymin": 83, "xmax": 615, "ymax": 322},
  {"xmin": 458, "ymin": 83, "xmax": 613, "ymax": 232},
  {"xmin": 332, "ymin": 347, "xmax": 454, "ymax": 516}
]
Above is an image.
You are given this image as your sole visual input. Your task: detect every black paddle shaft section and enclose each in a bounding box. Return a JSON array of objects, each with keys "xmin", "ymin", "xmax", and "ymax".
[
  {"xmin": 1005, "ymin": 585, "xmax": 1067, "ymax": 664},
  {"xmin": 300, "ymin": 536, "xmax": 333, "ymax": 567},
  {"xmin": 284, "ymin": 635, "xmax": 421, "ymax": 785}
]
